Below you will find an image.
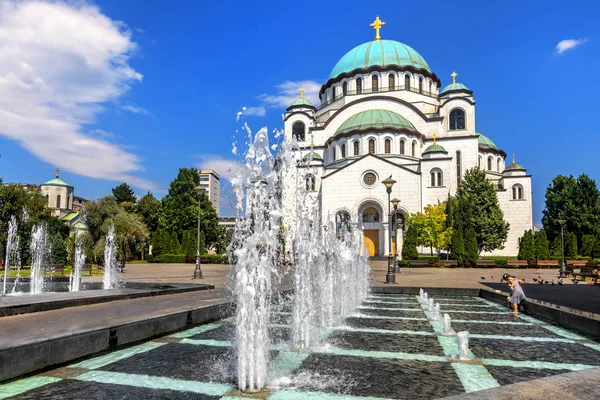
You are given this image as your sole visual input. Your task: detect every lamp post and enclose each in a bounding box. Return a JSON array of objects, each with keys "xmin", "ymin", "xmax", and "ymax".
[
  {"xmin": 381, "ymin": 176, "xmax": 397, "ymax": 284},
  {"xmin": 391, "ymin": 198, "xmax": 401, "ymax": 272},
  {"xmin": 193, "ymin": 186, "xmax": 206, "ymax": 279},
  {"xmin": 557, "ymin": 219, "xmax": 566, "ymax": 277}
]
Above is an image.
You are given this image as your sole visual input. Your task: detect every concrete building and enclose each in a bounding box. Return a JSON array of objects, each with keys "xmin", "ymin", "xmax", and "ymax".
[
  {"xmin": 199, "ymin": 170, "xmax": 220, "ymax": 214},
  {"xmin": 281, "ymin": 17, "xmax": 532, "ymax": 257}
]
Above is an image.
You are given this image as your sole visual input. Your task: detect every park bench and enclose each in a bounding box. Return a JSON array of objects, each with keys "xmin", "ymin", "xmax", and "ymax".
[
  {"xmin": 408, "ymin": 260, "xmax": 430, "ymax": 267},
  {"xmin": 439, "ymin": 260, "xmax": 458, "ymax": 267},
  {"xmin": 567, "ymin": 260, "xmax": 587, "ymax": 267},
  {"xmin": 82, "ymin": 264, "xmax": 93, "ymax": 276},
  {"xmin": 184, "ymin": 256, "xmax": 211, "ymax": 264},
  {"xmin": 575, "ymin": 266, "xmax": 598, "ymax": 281},
  {"xmin": 49, "ymin": 264, "xmax": 66, "ymax": 276},
  {"xmin": 537, "ymin": 260, "xmax": 558, "ymax": 268},
  {"xmin": 476, "ymin": 260, "xmax": 496, "ymax": 267},
  {"xmin": 507, "ymin": 260, "xmax": 529, "ymax": 268}
]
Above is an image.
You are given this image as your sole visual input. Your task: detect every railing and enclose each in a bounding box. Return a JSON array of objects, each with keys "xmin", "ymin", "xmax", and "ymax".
[{"xmin": 316, "ymin": 85, "xmax": 439, "ymax": 111}]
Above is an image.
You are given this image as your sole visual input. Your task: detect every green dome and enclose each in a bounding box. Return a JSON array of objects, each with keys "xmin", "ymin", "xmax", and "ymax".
[
  {"xmin": 441, "ymin": 82, "xmax": 470, "ymax": 94},
  {"xmin": 328, "ymin": 40, "xmax": 431, "ymax": 80},
  {"xmin": 303, "ymin": 152, "xmax": 322, "ymax": 160},
  {"xmin": 43, "ymin": 178, "xmax": 70, "ymax": 187},
  {"xmin": 336, "ymin": 109, "xmax": 416, "ymax": 135},
  {"xmin": 289, "ymin": 97, "xmax": 314, "ymax": 107},
  {"xmin": 504, "ymin": 158, "xmax": 526, "ymax": 172},
  {"xmin": 477, "ymin": 133, "xmax": 497, "ymax": 149},
  {"xmin": 423, "ymin": 143, "xmax": 447, "ymax": 155}
]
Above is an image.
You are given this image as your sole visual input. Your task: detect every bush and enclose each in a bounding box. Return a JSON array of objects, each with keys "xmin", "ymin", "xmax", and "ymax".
[
  {"xmin": 397, "ymin": 260, "xmax": 411, "ymax": 268},
  {"xmin": 154, "ymin": 254, "xmax": 185, "ymax": 263},
  {"xmin": 150, "ymin": 253, "xmax": 227, "ymax": 264},
  {"xmin": 145, "ymin": 254, "xmax": 155, "ymax": 263},
  {"xmin": 202, "ymin": 254, "xmax": 227, "ymax": 264}
]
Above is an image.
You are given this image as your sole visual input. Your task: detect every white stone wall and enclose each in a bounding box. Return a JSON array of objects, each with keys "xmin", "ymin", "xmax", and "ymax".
[{"xmin": 40, "ymin": 185, "xmax": 73, "ymax": 217}]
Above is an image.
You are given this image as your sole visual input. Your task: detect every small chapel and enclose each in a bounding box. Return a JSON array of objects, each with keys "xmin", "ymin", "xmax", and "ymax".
[{"xmin": 281, "ymin": 17, "xmax": 532, "ymax": 257}]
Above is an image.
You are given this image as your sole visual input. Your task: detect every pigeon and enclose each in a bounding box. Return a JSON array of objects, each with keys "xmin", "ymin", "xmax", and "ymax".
[
  {"xmin": 544, "ymin": 280, "xmax": 550, "ymax": 284},
  {"xmin": 558, "ymin": 280, "xmax": 563, "ymax": 286},
  {"xmin": 481, "ymin": 276, "xmax": 485, "ymax": 280},
  {"xmin": 538, "ymin": 280, "xmax": 544, "ymax": 285},
  {"xmin": 522, "ymin": 278, "xmax": 526, "ymax": 284},
  {"xmin": 551, "ymin": 279, "xmax": 555, "ymax": 286},
  {"xmin": 491, "ymin": 276, "xmax": 494, "ymax": 279},
  {"xmin": 533, "ymin": 278, "xmax": 538, "ymax": 283},
  {"xmin": 572, "ymin": 279, "xmax": 579, "ymax": 284}
]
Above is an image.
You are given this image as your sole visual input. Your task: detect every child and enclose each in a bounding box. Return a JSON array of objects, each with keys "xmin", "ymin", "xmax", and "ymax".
[{"xmin": 503, "ymin": 273, "xmax": 527, "ymax": 314}]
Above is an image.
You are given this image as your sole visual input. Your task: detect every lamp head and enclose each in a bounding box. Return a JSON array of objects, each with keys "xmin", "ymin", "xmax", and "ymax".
[
  {"xmin": 193, "ymin": 185, "xmax": 206, "ymax": 195},
  {"xmin": 391, "ymin": 198, "xmax": 401, "ymax": 208},
  {"xmin": 381, "ymin": 175, "xmax": 396, "ymax": 191}
]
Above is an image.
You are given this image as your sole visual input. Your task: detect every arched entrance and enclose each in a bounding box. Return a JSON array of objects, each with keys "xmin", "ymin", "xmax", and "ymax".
[{"xmin": 359, "ymin": 202, "xmax": 384, "ymax": 256}]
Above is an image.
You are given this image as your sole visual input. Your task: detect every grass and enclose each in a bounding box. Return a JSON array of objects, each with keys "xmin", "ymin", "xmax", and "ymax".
[{"xmin": 1, "ymin": 265, "xmax": 104, "ymax": 277}]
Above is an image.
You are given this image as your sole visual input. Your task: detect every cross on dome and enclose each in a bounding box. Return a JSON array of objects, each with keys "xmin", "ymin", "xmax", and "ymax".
[
  {"xmin": 433, "ymin": 133, "xmax": 437, "ymax": 145},
  {"xmin": 299, "ymin": 88, "xmax": 305, "ymax": 98},
  {"xmin": 55, "ymin": 167, "xmax": 59, "ymax": 179},
  {"xmin": 451, "ymin": 71, "xmax": 457, "ymax": 84},
  {"xmin": 369, "ymin": 16, "xmax": 386, "ymax": 41}
]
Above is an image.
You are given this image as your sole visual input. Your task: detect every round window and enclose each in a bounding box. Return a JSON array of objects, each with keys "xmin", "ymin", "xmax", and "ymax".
[{"xmin": 363, "ymin": 172, "xmax": 377, "ymax": 186}]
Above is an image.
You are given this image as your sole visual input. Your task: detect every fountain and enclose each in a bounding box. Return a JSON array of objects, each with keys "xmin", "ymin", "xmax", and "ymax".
[
  {"xmin": 423, "ymin": 291, "xmax": 428, "ymax": 301},
  {"xmin": 428, "ymin": 297, "xmax": 434, "ymax": 312},
  {"xmin": 431, "ymin": 302, "xmax": 441, "ymax": 320},
  {"xmin": 2, "ymin": 216, "xmax": 20, "ymax": 296},
  {"xmin": 442, "ymin": 313, "xmax": 455, "ymax": 335},
  {"xmin": 103, "ymin": 225, "xmax": 120, "ymax": 290},
  {"xmin": 69, "ymin": 242, "xmax": 85, "ymax": 292},
  {"xmin": 30, "ymin": 224, "xmax": 50, "ymax": 295},
  {"xmin": 419, "ymin": 288, "xmax": 424, "ymax": 300},
  {"xmin": 456, "ymin": 331, "xmax": 471, "ymax": 360}
]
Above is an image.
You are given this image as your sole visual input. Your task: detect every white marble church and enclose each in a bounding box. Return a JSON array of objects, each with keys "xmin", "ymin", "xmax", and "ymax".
[{"xmin": 282, "ymin": 17, "xmax": 532, "ymax": 257}]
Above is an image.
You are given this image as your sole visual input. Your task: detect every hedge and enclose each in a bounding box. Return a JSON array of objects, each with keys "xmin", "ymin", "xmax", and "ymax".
[{"xmin": 147, "ymin": 253, "xmax": 227, "ymax": 264}]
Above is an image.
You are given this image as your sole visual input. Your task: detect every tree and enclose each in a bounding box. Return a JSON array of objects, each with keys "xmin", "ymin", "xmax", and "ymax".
[
  {"xmin": 407, "ymin": 203, "xmax": 452, "ymax": 256},
  {"xmin": 112, "ymin": 182, "xmax": 137, "ymax": 204},
  {"xmin": 454, "ymin": 168, "xmax": 509, "ymax": 254},
  {"xmin": 517, "ymin": 230, "xmax": 535, "ymax": 263},
  {"xmin": 580, "ymin": 234, "xmax": 595, "ymax": 257},
  {"xmin": 534, "ymin": 230, "xmax": 550, "ymax": 261},
  {"xmin": 151, "ymin": 229, "xmax": 170, "ymax": 256},
  {"xmin": 450, "ymin": 228, "xmax": 465, "ymax": 264},
  {"xmin": 565, "ymin": 231, "xmax": 578, "ymax": 258},
  {"xmin": 465, "ymin": 227, "xmax": 478, "ymax": 265},
  {"xmin": 159, "ymin": 168, "xmax": 222, "ymax": 248},
  {"xmin": 84, "ymin": 196, "xmax": 121, "ymax": 246},
  {"xmin": 136, "ymin": 192, "xmax": 161, "ymax": 233},
  {"xmin": 402, "ymin": 224, "xmax": 419, "ymax": 260},
  {"xmin": 50, "ymin": 232, "xmax": 67, "ymax": 264},
  {"xmin": 542, "ymin": 174, "xmax": 600, "ymax": 245},
  {"xmin": 550, "ymin": 236, "xmax": 562, "ymax": 258},
  {"xmin": 170, "ymin": 231, "xmax": 181, "ymax": 254}
]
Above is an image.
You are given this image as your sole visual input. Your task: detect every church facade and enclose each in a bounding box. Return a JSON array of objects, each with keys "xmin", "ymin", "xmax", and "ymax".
[{"xmin": 282, "ymin": 17, "xmax": 532, "ymax": 257}]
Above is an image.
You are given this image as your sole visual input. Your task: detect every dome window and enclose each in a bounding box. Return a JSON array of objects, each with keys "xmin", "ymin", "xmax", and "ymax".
[
  {"xmin": 512, "ymin": 184, "xmax": 524, "ymax": 200},
  {"xmin": 342, "ymin": 82, "xmax": 348, "ymax": 96},
  {"xmin": 400, "ymin": 139, "xmax": 406, "ymax": 155},
  {"xmin": 412, "ymin": 140, "xmax": 417, "ymax": 157},
  {"xmin": 389, "ymin": 74, "xmax": 395, "ymax": 90},
  {"xmin": 368, "ymin": 139, "xmax": 375, "ymax": 154},
  {"xmin": 292, "ymin": 122, "xmax": 306, "ymax": 141},
  {"xmin": 497, "ymin": 158, "xmax": 502, "ymax": 172},
  {"xmin": 332, "ymin": 147, "xmax": 336, "ymax": 161},
  {"xmin": 354, "ymin": 141, "xmax": 359, "ymax": 156},
  {"xmin": 372, "ymin": 75, "xmax": 379, "ymax": 92},
  {"xmin": 56, "ymin": 195, "xmax": 61, "ymax": 208},
  {"xmin": 404, "ymin": 74, "xmax": 410, "ymax": 90},
  {"xmin": 419, "ymin": 77, "xmax": 423, "ymax": 94},
  {"xmin": 341, "ymin": 144, "xmax": 346, "ymax": 158},
  {"xmin": 449, "ymin": 108, "xmax": 466, "ymax": 130},
  {"xmin": 305, "ymin": 174, "xmax": 316, "ymax": 192},
  {"xmin": 45, "ymin": 194, "xmax": 49, "ymax": 205},
  {"xmin": 430, "ymin": 168, "xmax": 443, "ymax": 187},
  {"xmin": 384, "ymin": 138, "xmax": 391, "ymax": 154},
  {"xmin": 356, "ymin": 78, "xmax": 362, "ymax": 94},
  {"xmin": 487, "ymin": 156, "xmax": 493, "ymax": 171}
]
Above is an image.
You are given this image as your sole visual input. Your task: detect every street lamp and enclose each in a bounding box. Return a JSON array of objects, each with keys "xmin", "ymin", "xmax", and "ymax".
[
  {"xmin": 557, "ymin": 219, "xmax": 566, "ymax": 277},
  {"xmin": 391, "ymin": 198, "xmax": 401, "ymax": 272},
  {"xmin": 193, "ymin": 185, "xmax": 206, "ymax": 279},
  {"xmin": 381, "ymin": 176, "xmax": 397, "ymax": 284}
]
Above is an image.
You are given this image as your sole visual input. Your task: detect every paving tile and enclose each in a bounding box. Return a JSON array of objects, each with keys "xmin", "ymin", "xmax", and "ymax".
[
  {"xmin": 485, "ymin": 365, "xmax": 572, "ymax": 386},
  {"xmin": 328, "ymin": 331, "xmax": 443, "ymax": 356}
]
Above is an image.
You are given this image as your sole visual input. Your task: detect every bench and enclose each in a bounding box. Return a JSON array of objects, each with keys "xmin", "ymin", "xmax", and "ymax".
[
  {"xmin": 575, "ymin": 266, "xmax": 598, "ymax": 281},
  {"xmin": 49, "ymin": 264, "xmax": 66, "ymax": 276},
  {"xmin": 476, "ymin": 260, "xmax": 497, "ymax": 267},
  {"xmin": 537, "ymin": 260, "xmax": 559, "ymax": 268},
  {"xmin": 439, "ymin": 260, "xmax": 458, "ymax": 267},
  {"xmin": 184, "ymin": 256, "xmax": 211, "ymax": 264},
  {"xmin": 82, "ymin": 264, "xmax": 93, "ymax": 276},
  {"xmin": 408, "ymin": 260, "xmax": 430, "ymax": 267},
  {"xmin": 567, "ymin": 260, "xmax": 587, "ymax": 267},
  {"xmin": 507, "ymin": 260, "xmax": 529, "ymax": 268}
]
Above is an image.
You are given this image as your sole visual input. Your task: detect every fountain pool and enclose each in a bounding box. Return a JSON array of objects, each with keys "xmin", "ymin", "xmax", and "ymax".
[{"xmin": 3, "ymin": 293, "xmax": 600, "ymax": 399}]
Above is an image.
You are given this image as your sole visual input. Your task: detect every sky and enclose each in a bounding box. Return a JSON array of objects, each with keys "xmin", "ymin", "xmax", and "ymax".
[{"xmin": 0, "ymin": 0, "xmax": 599, "ymax": 225}]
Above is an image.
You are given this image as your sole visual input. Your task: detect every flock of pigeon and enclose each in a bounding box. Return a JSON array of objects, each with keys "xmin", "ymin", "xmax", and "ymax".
[{"xmin": 479, "ymin": 275, "xmax": 576, "ymax": 285}]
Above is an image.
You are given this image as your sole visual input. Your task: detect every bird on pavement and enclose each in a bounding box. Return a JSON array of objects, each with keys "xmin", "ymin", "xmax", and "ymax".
[
  {"xmin": 481, "ymin": 276, "xmax": 485, "ymax": 280},
  {"xmin": 533, "ymin": 278, "xmax": 538, "ymax": 283},
  {"xmin": 551, "ymin": 279, "xmax": 555, "ymax": 286},
  {"xmin": 572, "ymin": 279, "xmax": 579, "ymax": 284},
  {"xmin": 544, "ymin": 280, "xmax": 550, "ymax": 284},
  {"xmin": 558, "ymin": 279, "xmax": 564, "ymax": 286}
]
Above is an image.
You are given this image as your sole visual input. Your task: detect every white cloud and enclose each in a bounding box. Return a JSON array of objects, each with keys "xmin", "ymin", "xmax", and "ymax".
[
  {"xmin": 258, "ymin": 80, "xmax": 321, "ymax": 108},
  {"xmin": 196, "ymin": 154, "xmax": 242, "ymax": 181},
  {"xmin": 242, "ymin": 106, "xmax": 266, "ymax": 116},
  {"xmin": 121, "ymin": 104, "xmax": 152, "ymax": 116},
  {"xmin": 0, "ymin": 1, "xmax": 156, "ymax": 190},
  {"xmin": 556, "ymin": 38, "xmax": 587, "ymax": 54}
]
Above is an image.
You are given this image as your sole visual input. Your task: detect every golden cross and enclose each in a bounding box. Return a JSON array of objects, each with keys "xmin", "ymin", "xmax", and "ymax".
[
  {"xmin": 512, "ymin": 153, "xmax": 515, "ymax": 163},
  {"xmin": 433, "ymin": 133, "xmax": 437, "ymax": 145},
  {"xmin": 55, "ymin": 167, "xmax": 59, "ymax": 178},
  {"xmin": 451, "ymin": 71, "xmax": 457, "ymax": 84},
  {"xmin": 369, "ymin": 16, "xmax": 386, "ymax": 41},
  {"xmin": 299, "ymin": 88, "xmax": 305, "ymax": 98}
]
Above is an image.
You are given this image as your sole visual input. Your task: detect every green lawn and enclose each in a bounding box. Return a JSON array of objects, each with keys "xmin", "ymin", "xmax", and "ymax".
[{"xmin": 1, "ymin": 265, "xmax": 104, "ymax": 277}]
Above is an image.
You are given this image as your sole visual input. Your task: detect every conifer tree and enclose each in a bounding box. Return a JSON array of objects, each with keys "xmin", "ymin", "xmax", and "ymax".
[
  {"xmin": 534, "ymin": 230, "xmax": 550, "ymax": 260},
  {"xmin": 170, "ymin": 231, "xmax": 181, "ymax": 254},
  {"xmin": 402, "ymin": 224, "xmax": 419, "ymax": 260},
  {"xmin": 450, "ymin": 228, "xmax": 465, "ymax": 264},
  {"xmin": 465, "ymin": 227, "xmax": 478, "ymax": 265},
  {"xmin": 565, "ymin": 231, "xmax": 578, "ymax": 258},
  {"xmin": 517, "ymin": 230, "xmax": 535, "ymax": 263}
]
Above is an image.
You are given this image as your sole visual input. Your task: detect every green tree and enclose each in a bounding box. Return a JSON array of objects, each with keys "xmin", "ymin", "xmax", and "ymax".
[
  {"xmin": 170, "ymin": 231, "xmax": 181, "ymax": 254},
  {"xmin": 402, "ymin": 224, "xmax": 419, "ymax": 260},
  {"xmin": 151, "ymin": 228, "xmax": 170, "ymax": 256},
  {"xmin": 534, "ymin": 230, "xmax": 550, "ymax": 260},
  {"xmin": 580, "ymin": 234, "xmax": 595, "ymax": 257},
  {"xmin": 455, "ymin": 168, "xmax": 509, "ymax": 254},
  {"xmin": 407, "ymin": 203, "xmax": 452, "ymax": 256},
  {"xmin": 550, "ymin": 236, "xmax": 562, "ymax": 258},
  {"xmin": 542, "ymin": 174, "xmax": 600, "ymax": 245},
  {"xmin": 112, "ymin": 182, "xmax": 137, "ymax": 204},
  {"xmin": 517, "ymin": 230, "xmax": 535, "ymax": 263},
  {"xmin": 450, "ymin": 228, "xmax": 465, "ymax": 264},
  {"xmin": 84, "ymin": 196, "xmax": 121, "ymax": 246},
  {"xmin": 50, "ymin": 232, "xmax": 67, "ymax": 264},
  {"xmin": 465, "ymin": 227, "xmax": 478, "ymax": 265},
  {"xmin": 565, "ymin": 231, "xmax": 578, "ymax": 258},
  {"xmin": 136, "ymin": 192, "xmax": 161, "ymax": 233}
]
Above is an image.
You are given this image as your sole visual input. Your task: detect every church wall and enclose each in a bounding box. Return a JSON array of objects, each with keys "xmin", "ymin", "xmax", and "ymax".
[
  {"xmin": 40, "ymin": 185, "xmax": 73, "ymax": 217},
  {"xmin": 421, "ymin": 158, "xmax": 453, "ymax": 207},
  {"xmin": 439, "ymin": 96, "xmax": 476, "ymax": 136}
]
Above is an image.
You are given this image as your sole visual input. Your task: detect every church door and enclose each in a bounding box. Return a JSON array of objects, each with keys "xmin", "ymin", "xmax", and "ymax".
[
  {"xmin": 392, "ymin": 236, "xmax": 396, "ymax": 256},
  {"xmin": 363, "ymin": 229, "xmax": 379, "ymax": 257}
]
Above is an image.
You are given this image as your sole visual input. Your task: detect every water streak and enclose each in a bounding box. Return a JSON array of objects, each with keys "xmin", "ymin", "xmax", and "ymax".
[
  {"xmin": 2, "ymin": 216, "xmax": 19, "ymax": 296},
  {"xmin": 103, "ymin": 225, "xmax": 120, "ymax": 290}
]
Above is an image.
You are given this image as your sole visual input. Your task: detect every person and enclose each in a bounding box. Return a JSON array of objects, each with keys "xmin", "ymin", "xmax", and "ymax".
[{"xmin": 503, "ymin": 273, "xmax": 527, "ymax": 314}]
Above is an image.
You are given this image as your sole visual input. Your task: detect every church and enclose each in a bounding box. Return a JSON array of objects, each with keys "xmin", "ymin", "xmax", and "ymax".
[{"xmin": 281, "ymin": 17, "xmax": 532, "ymax": 257}]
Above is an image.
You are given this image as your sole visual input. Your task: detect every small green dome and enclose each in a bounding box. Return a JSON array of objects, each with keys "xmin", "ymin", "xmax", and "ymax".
[
  {"xmin": 423, "ymin": 143, "xmax": 447, "ymax": 155},
  {"xmin": 289, "ymin": 97, "xmax": 314, "ymax": 107},
  {"xmin": 504, "ymin": 159, "xmax": 526, "ymax": 172},
  {"xmin": 336, "ymin": 109, "xmax": 416, "ymax": 135},
  {"xmin": 441, "ymin": 82, "xmax": 470, "ymax": 94},
  {"xmin": 43, "ymin": 178, "xmax": 70, "ymax": 187},
  {"xmin": 328, "ymin": 40, "xmax": 431, "ymax": 80},
  {"xmin": 303, "ymin": 152, "xmax": 322, "ymax": 160},
  {"xmin": 477, "ymin": 133, "xmax": 497, "ymax": 149}
]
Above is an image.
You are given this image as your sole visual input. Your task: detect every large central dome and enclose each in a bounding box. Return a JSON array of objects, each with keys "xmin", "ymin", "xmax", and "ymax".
[{"xmin": 328, "ymin": 40, "xmax": 431, "ymax": 80}]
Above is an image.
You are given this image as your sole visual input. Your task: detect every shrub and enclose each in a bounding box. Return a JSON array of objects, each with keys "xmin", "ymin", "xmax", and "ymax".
[
  {"xmin": 145, "ymin": 254, "xmax": 155, "ymax": 263},
  {"xmin": 154, "ymin": 254, "xmax": 185, "ymax": 263},
  {"xmin": 202, "ymin": 254, "xmax": 227, "ymax": 264}
]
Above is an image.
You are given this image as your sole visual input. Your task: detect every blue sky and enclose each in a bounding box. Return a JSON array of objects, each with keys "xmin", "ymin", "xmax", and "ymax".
[{"xmin": 0, "ymin": 0, "xmax": 599, "ymax": 224}]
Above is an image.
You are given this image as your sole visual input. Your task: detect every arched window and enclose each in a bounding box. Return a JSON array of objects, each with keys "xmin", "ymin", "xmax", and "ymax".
[
  {"xmin": 341, "ymin": 144, "xmax": 346, "ymax": 158},
  {"xmin": 384, "ymin": 138, "xmax": 391, "ymax": 154},
  {"xmin": 342, "ymin": 81, "xmax": 348, "ymax": 96},
  {"xmin": 389, "ymin": 74, "xmax": 395, "ymax": 90},
  {"xmin": 368, "ymin": 139, "xmax": 375, "ymax": 154},
  {"xmin": 400, "ymin": 139, "xmax": 406, "ymax": 155},
  {"xmin": 404, "ymin": 74, "xmax": 410, "ymax": 90},
  {"xmin": 430, "ymin": 168, "xmax": 443, "ymax": 187},
  {"xmin": 292, "ymin": 122, "xmax": 306, "ymax": 141},
  {"xmin": 331, "ymin": 86, "xmax": 336, "ymax": 101},
  {"xmin": 478, "ymin": 156, "xmax": 483, "ymax": 168},
  {"xmin": 356, "ymin": 78, "xmax": 362, "ymax": 94},
  {"xmin": 449, "ymin": 108, "xmax": 466, "ymax": 130},
  {"xmin": 429, "ymin": 80, "xmax": 433, "ymax": 93},
  {"xmin": 332, "ymin": 147, "xmax": 336, "ymax": 161},
  {"xmin": 456, "ymin": 151, "xmax": 462, "ymax": 186},
  {"xmin": 336, "ymin": 211, "xmax": 351, "ymax": 235},
  {"xmin": 512, "ymin": 184, "xmax": 524, "ymax": 200},
  {"xmin": 45, "ymin": 194, "xmax": 49, "ymax": 204},
  {"xmin": 56, "ymin": 195, "xmax": 61, "ymax": 208},
  {"xmin": 487, "ymin": 156, "xmax": 493, "ymax": 171},
  {"xmin": 419, "ymin": 77, "xmax": 423, "ymax": 93},
  {"xmin": 362, "ymin": 207, "xmax": 380, "ymax": 222},
  {"xmin": 353, "ymin": 141, "xmax": 359, "ymax": 156},
  {"xmin": 412, "ymin": 140, "xmax": 417, "ymax": 157},
  {"xmin": 372, "ymin": 75, "xmax": 379, "ymax": 92},
  {"xmin": 497, "ymin": 158, "xmax": 502, "ymax": 172},
  {"xmin": 305, "ymin": 174, "xmax": 316, "ymax": 192}
]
